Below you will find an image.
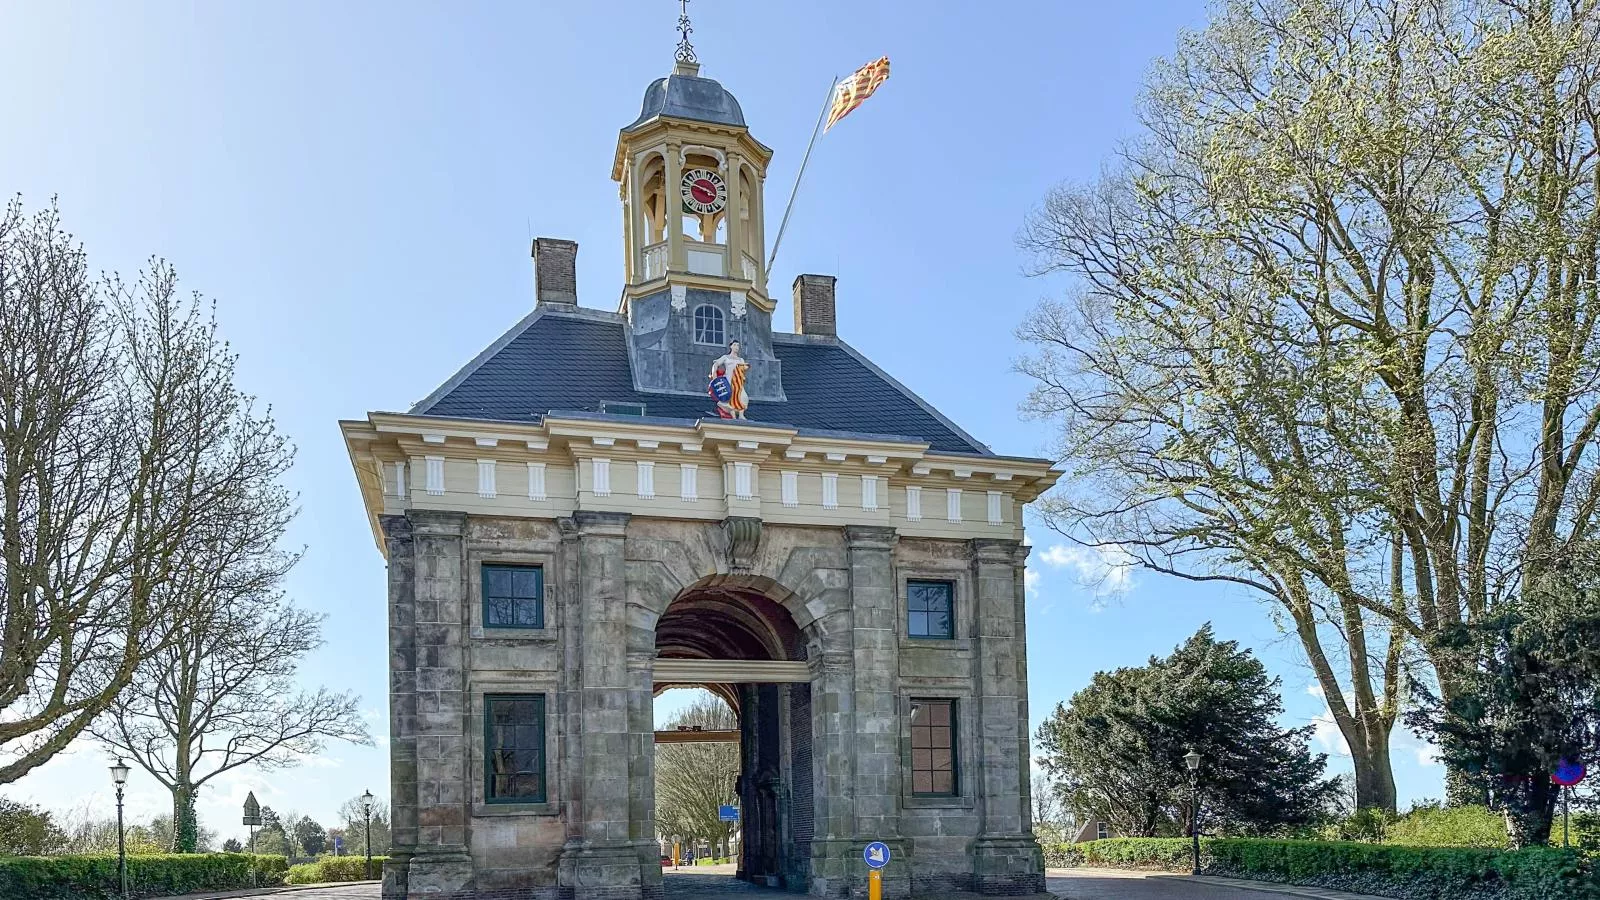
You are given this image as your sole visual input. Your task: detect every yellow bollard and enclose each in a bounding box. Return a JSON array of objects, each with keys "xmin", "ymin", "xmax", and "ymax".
[{"xmin": 868, "ymin": 867, "xmax": 882, "ymax": 900}]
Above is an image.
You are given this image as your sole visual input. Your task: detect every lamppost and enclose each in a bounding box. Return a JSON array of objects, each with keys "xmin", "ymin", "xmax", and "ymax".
[
  {"xmin": 361, "ymin": 789, "xmax": 375, "ymax": 882},
  {"xmin": 109, "ymin": 757, "xmax": 130, "ymax": 900},
  {"xmin": 1184, "ymin": 748, "xmax": 1203, "ymax": 877}
]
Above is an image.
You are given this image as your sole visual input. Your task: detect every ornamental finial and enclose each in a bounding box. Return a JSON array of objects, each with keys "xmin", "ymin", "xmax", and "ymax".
[{"xmin": 674, "ymin": 0, "xmax": 698, "ymax": 65}]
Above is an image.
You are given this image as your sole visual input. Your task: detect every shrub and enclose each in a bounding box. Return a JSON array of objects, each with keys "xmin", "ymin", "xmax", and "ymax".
[
  {"xmin": 0, "ymin": 852, "xmax": 289, "ymax": 899},
  {"xmin": 283, "ymin": 855, "xmax": 388, "ymax": 884},
  {"xmin": 1385, "ymin": 805, "xmax": 1509, "ymax": 850},
  {"xmin": 1046, "ymin": 837, "xmax": 1598, "ymax": 899},
  {"xmin": 1205, "ymin": 839, "xmax": 1594, "ymax": 900}
]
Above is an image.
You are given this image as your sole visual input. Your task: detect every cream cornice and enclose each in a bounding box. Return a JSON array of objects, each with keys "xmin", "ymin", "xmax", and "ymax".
[{"xmin": 622, "ymin": 272, "xmax": 774, "ymax": 313}]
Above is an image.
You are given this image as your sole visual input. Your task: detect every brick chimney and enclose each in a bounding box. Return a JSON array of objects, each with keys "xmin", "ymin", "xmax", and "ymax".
[
  {"xmin": 532, "ymin": 238, "xmax": 578, "ymax": 307},
  {"xmin": 792, "ymin": 274, "xmax": 837, "ymax": 338}
]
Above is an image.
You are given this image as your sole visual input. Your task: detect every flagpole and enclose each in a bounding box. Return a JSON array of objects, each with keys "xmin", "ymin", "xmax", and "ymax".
[{"xmin": 766, "ymin": 76, "xmax": 837, "ymax": 274}]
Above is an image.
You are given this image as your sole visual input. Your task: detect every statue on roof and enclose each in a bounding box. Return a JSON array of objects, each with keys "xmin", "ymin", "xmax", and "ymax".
[{"xmin": 708, "ymin": 340, "xmax": 749, "ymax": 419}]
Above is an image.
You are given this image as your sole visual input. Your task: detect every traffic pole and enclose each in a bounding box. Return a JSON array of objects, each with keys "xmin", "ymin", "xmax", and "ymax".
[{"xmin": 868, "ymin": 868, "xmax": 882, "ymax": 900}]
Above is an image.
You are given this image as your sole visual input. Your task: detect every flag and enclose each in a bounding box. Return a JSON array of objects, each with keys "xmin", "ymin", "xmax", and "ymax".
[{"xmin": 825, "ymin": 56, "xmax": 891, "ymax": 132}]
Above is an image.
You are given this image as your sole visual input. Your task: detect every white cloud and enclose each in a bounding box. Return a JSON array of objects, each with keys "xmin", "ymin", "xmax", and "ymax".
[
  {"xmin": 1037, "ymin": 543, "xmax": 1137, "ymax": 596},
  {"xmin": 1024, "ymin": 567, "xmax": 1041, "ymax": 595},
  {"xmin": 1310, "ymin": 707, "xmax": 1351, "ymax": 758}
]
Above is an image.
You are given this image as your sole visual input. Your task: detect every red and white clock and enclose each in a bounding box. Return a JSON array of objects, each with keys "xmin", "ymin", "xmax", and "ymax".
[{"xmin": 680, "ymin": 167, "xmax": 727, "ymax": 215}]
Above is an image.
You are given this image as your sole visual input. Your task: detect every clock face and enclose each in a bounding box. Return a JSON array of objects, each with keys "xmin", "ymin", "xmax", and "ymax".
[{"xmin": 681, "ymin": 167, "xmax": 728, "ymax": 215}]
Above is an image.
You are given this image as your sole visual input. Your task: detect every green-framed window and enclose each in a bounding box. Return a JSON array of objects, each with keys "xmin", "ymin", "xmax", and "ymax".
[
  {"xmin": 483, "ymin": 564, "xmax": 544, "ymax": 628},
  {"xmin": 907, "ymin": 580, "xmax": 954, "ymax": 639},
  {"xmin": 485, "ymin": 694, "xmax": 547, "ymax": 803},
  {"xmin": 910, "ymin": 698, "xmax": 957, "ymax": 796}
]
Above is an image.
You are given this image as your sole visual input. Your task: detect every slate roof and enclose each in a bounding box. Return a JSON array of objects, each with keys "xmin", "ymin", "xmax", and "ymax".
[
  {"xmin": 410, "ymin": 308, "xmax": 990, "ymax": 455},
  {"xmin": 625, "ymin": 72, "xmax": 746, "ymax": 131}
]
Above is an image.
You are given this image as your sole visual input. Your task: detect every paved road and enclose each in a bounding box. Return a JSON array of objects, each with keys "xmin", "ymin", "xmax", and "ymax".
[{"xmin": 175, "ymin": 868, "xmax": 1387, "ymax": 900}]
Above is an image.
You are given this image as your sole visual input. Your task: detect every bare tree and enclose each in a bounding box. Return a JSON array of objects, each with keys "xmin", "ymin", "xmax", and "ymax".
[
  {"xmin": 0, "ymin": 197, "xmax": 296, "ymax": 783},
  {"xmin": 337, "ymin": 793, "xmax": 390, "ymax": 856},
  {"xmin": 93, "ymin": 590, "xmax": 370, "ymax": 851},
  {"xmin": 1017, "ymin": 0, "xmax": 1600, "ymax": 810},
  {"xmin": 654, "ymin": 696, "xmax": 739, "ymax": 859}
]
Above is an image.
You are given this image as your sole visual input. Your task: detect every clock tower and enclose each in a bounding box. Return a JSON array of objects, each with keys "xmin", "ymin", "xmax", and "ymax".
[{"xmin": 612, "ymin": 38, "xmax": 785, "ymax": 406}]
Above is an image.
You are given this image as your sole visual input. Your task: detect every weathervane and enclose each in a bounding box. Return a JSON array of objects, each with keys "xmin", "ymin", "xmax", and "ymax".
[{"xmin": 675, "ymin": 0, "xmax": 698, "ymax": 65}]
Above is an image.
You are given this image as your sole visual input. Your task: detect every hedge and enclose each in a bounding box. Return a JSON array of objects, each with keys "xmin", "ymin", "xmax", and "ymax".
[
  {"xmin": 1045, "ymin": 838, "xmax": 1600, "ymax": 900},
  {"xmin": 284, "ymin": 855, "xmax": 388, "ymax": 884},
  {"xmin": 0, "ymin": 852, "xmax": 289, "ymax": 900}
]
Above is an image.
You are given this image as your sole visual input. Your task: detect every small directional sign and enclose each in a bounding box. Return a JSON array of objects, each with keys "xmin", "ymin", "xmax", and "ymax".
[
  {"xmin": 863, "ymin": 841, "xmax": 891, "ymax": 869},
  {"xmin": 719, "ymin": 805, "xmax": 739, "ymax": 822},
  {"xmin": 334, "ymin": 836, "xmax": 344, "ymax": 854}
]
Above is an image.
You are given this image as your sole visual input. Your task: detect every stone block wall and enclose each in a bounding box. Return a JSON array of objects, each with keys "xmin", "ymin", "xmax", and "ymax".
[{"xmin": 381, "ymin": 509, "xmax": 1043, "ymax": 898}]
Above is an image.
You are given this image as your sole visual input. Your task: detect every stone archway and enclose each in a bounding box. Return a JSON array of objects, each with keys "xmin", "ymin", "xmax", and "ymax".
[{"xmin": 650, "ymin": 577, "xmax": 815, "ymax": 892}]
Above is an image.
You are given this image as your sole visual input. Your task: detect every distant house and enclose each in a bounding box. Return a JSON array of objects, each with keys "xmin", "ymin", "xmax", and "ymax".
[{"xmin": 1072, "ymin": 820, "xmax": 1114, "ymax": 842}]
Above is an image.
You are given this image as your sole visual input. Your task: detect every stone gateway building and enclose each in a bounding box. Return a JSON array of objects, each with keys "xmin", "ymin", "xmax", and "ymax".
[{"xmin": 341, "ymin": 50, "xmax": 1058, "ymax": 900}]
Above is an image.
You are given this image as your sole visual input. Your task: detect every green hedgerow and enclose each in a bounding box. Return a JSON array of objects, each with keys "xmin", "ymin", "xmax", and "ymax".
[
  {"xmin": 1043, "ymin": 837, "xmax": 1598, "ymax": 899},
  {"xmin": 0, "ymin": 852, "xmax": 289, "ymax": 900},
  {"xmin": 283, "ymin": 855, "xmax": 388, "ymax": 884}
]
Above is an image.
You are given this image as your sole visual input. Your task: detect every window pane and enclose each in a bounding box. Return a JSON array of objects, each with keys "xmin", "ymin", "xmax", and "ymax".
[
  {"xmin": 484, "ymin": 565, "xmax": 543, "ymax": 628},
  {"xmin": 909, "ymin": 612, "xmax": 929, "ymax": 637},
  {"xmin": 484, "ymin": 567, "xmax": 511, "ymax": 597},
  {"xmin": 907, "ymin": 582, "xmax": 953, "ymax": 638},
  {"xmin": 487, "ymin": 696, "xmax": 546, "ymax": 802},
  {"xmin": 909, "ymin": 699, "xmax": 956, "ymax": 796}
]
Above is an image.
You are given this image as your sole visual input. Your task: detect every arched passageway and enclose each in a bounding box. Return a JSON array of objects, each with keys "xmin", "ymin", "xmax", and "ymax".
[{"xmin": 651, "ymin": 583, "xmax": 813, "ymax": 892}]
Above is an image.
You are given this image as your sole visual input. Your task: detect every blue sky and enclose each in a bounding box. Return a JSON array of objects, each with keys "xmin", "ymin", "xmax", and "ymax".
[{"xmin": 0, "ymin": 1, "xmax": 1443, "ymax": 842}]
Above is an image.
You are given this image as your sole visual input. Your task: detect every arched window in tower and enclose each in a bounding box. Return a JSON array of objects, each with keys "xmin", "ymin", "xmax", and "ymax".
[{"xmin": 693, "ymin": 304, "xmax": 725, "ymax": 345}]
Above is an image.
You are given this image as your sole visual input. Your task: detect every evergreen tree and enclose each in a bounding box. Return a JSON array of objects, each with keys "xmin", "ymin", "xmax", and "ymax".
[
  {"xmin": 1408, "ymin": 549, "xmax": 1600, "ymax": 847},
  {"xmin": 1036, "ymin": 626, "xmax": 1336, "ymax": 836},
  {"xmin": 293, "ymin": 816, "xmax": 326, "ymax": 856}
]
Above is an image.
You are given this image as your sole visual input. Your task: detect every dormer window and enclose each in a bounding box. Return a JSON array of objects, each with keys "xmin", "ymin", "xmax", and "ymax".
[{"xmin": 694, "ymin": 304, "xmax": 725, "ymax": 345}]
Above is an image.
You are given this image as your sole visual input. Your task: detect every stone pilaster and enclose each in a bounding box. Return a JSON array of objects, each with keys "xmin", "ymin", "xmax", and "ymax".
[
  {"xmin": 559, "ymin": 510, "xmax": 646, "ymax": 899},
  {"xmin": 406, "ymin": 510, "xmax": 473, "ymax": 894},
  {"xmin": 844, "ymin": 526, "xmax": 909, "ymax": 899},
  {"xmin": 805, "ymin": 627, "xmax": 855, "ymax": 897},
  {"xmin": 381, "ymin": 515, "xmax": 417, "ymax": 900},
  {"xmin": 969, "ymin": 539, "xmax": 1044, "ymax": 895}
]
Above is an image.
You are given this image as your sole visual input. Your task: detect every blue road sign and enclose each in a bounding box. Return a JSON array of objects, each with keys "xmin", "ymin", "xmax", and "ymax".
[
  {"xmin": 863, "ymin": 841, "xmax": 890, "ymax": 869},
  {"xmin": 334, "ymin": 836, "xmax": 344, "ymax": 854},
  {"xmin": 719, "ymin": 805, "xmax": 739, "ymax": 822},
  {"xmin": 1554, "ymin": 759, "xmax": 1588, "ymax": 787}
]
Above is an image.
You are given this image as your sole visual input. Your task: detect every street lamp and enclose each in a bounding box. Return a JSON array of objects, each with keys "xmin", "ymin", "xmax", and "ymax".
[
  {"xmin": 109, "ymin": 757, "xmax": 130, "ymax": 900},
  {"xmin": 361, "ymin": 789, "xmax": 375, "ymax": 882},
  {"xmin": 1183, "ymin": 748, "xmax": 1203, "ymax": 876}
]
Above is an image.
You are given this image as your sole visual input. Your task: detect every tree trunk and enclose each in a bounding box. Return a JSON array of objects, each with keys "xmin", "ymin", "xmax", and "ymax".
[
  {"xmin": 1350, "ymin": 738, "xmax": 1397, "ymax": 814},
  {"xmin": 171, "ymin": 781, "xmax": 199, "ymax": 853},
  {"xmin": 1507, "ymin": 780, "xmax": 1559, "ymax": 849}
]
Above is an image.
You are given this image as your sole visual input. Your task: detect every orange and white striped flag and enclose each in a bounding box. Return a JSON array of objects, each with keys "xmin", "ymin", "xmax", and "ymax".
[{"xmin": 825, "ymin": 56, "xmax": 891, "ymax": 132}]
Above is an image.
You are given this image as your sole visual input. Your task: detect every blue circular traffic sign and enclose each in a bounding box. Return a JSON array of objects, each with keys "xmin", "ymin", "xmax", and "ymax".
[
  {"xmin": 1554, "ymin": 759, "xmax": 1587, "ymax": 787},
  {"xmin": 863, "ymin": 841, "xmax": 891, "ymax": 869}
]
